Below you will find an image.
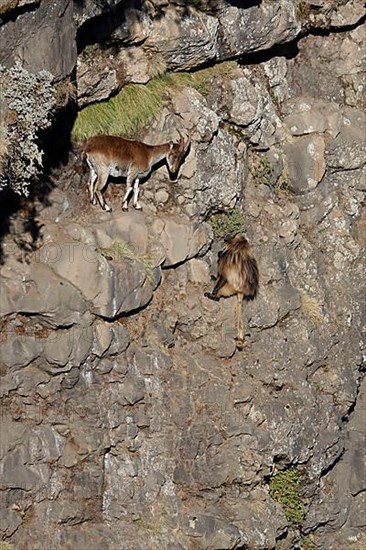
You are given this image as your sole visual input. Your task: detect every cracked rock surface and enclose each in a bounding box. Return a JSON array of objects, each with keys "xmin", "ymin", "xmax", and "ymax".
[{"xmin": 0, "ymin": 1, "xmax": 365, "ymax": 549}]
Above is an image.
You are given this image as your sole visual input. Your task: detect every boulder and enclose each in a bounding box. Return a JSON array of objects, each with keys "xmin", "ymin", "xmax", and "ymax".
[
  {"xmin": 0, "ymin": 262, "xmax": 88, "ymax": 328},
  {"xmin": 151, "ymin": 218, "xmax": 211, "ymax": 267},
  {"xmin": 43, "ymin": 325, "xmax": 94, "ymax": 372},
  {"xmin": 190, "ymin": 129, "xmax": 245, "ymax": 216},
  {"xmin": 0, "ymin": 335, "xmax": 44, "ymax": 370},
  {"xmin": 326, "ymin": 108, "xmax": 366, "ymax": 171},
  {"xmin": 39, "ymin": 238, "xmax": 155, "ymax": 318},
  {"xmin": 283, "ymin": 97, "xmax": 341, "ymax": 138},
  {"xmin": 217, "ymin": 0, "xmax": 300, "ymax": 59},
  {"xmin": 0, "ymin": 0, "xmax": 76, "ymax": 81},
  {"xmin": 284, "ymin": 134, "xmax": 326, "ymax": 194},
  {"xmin": 144, "ymin": 6, "xmax": 219, "ymax": 71}
]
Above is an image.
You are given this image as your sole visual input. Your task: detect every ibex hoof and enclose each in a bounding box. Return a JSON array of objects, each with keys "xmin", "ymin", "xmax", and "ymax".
[
  {"xmin": 122, "ymin": 205, "xmax": 128, "ymax": 212},
  {"xmin": 134, "ymin": 204, "xmax": 143, "ymax": 211},
  {"xmin": 104, "ymin": 206, "xmax": 112, "ymax": 212}
]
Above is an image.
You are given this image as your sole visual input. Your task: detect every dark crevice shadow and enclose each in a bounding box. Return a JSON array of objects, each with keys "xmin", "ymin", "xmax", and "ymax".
[
  {"xmin": 239, "ymin": 39, "xmax": 300, "ymax": 65},
  {"xmin": 224, "ymin": 0, "xmax": 261, "ymax": 8},
  {"xmin": 306, "ymin": 11, "xmax": 366, "ymax": 36},
  {"xmin": 77, "ymin": 0, "xmax": 146, "ymax": 52},
  {"xmin": 0, "ymin": 100, "xmax": 78, "ymax": 264},
  {"xmin": 0, "ymin": 189, "xmax": 21, "ymax": 263},
  {"xmin": 42, "ymin": 104, "xmax": 77, "ymax": 174}
]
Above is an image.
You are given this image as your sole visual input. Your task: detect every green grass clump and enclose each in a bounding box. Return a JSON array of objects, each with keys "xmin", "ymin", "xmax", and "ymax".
[
  {"xmin": 72, "ymin": 78, "xmax": 170, "ymax": 142},
  {"xmin": 250, "ymin": 151, "xmax": 289, "ymax": 194},
  {"xmin": 208, "ymin": 208, "xmax": 245, "ymax": 239},
  {"xmin": 250, "ymin": 154, "xmax": 274, "ymax": 188},
  {"xmin": 269, "ymin": 467, "xmax": 306, "ymax": 525},
  {"xmin": 72, "ymin": 62, "xmax": 238, "ymax": 142}
]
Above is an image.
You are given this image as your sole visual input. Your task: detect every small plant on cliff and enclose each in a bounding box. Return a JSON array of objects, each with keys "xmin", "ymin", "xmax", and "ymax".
[
  {"xmin": 250, "ymin": 153, "xmax": 274, "ymax": 188},
  {"xmin": 300, "ymin": 293, "xmax": 323, "ymax": 325},
  {"xmin": 249, "ymin": 151, "xmax": 289, "ymax": 194},
  {"xmin": 208, "ymin": 208, "xmax": 246, "ymax": 239},
  {"xmin": 72, "ymin": 77, "xmax": 171, "ymax": 142},
  {"xmin": 72, "ymin": 62, "xmax": 238, "ymax": 142},
  {"xmin": 269, "ymin": 466, "xmax": 306, "ymax": 525},
  {"xmin": 300, "ymin": 535, "xmax": 318, "ymax": 550},
  {"xmin": 0, "ymin": 62, "xmax": 56, "ymax": 196},
  {"xmin": 99, "ymin": 240, "xmax": 154, "ymax": 283}
]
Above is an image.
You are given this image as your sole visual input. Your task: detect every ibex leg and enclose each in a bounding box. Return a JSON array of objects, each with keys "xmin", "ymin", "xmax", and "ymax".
[
  {"xmin": 86, "ymin": 159, "xmax": 97, "ymax": 205},
  {"xmin": 95, "ymin": 171, "xmax": 111, "ymax": 212},
  {"xmin": 122, "ymin": 176, "xmax": 135, "ymax": 211},
  {"xmin": 132, "ymin": 179, "xmax": 142, "ymax": 210}
]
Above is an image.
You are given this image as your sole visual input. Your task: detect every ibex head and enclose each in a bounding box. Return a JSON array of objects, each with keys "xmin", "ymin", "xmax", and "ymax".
[{"xmin": 166, "ymin": 135, "xmax": 190, "ymax": 176}]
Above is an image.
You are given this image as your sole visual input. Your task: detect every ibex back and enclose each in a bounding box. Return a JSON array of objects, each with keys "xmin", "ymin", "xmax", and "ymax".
[{"xmin": 84, "ymin": 134, "xmax": 190, "ymax": 212}]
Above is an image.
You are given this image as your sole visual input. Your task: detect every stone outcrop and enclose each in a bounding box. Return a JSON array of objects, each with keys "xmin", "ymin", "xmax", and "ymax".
[
  {"xmin": 0, "ymin": 0, "xmax": 76, "ymax": 82},
  {"xmin": 0, "ymin": 1, "xmax": 365, "ymax": 550}
]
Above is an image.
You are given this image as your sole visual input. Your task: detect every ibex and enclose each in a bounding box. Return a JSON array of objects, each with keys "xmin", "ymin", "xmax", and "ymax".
[
  {"xmin": 205, "ymin": 234, "xmax": 259, "ymax": 350},
  {"xmin": 83, "ymin": 134, "xmax": 190, "ymax": 212}
]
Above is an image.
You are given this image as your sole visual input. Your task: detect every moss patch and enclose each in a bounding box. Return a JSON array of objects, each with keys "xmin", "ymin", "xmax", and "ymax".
[{"xmin": 269, "ymin": 467, "xmax": 306, "ymax": 525}]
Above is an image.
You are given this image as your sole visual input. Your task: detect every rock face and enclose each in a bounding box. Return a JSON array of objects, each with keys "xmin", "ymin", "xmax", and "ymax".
[
  {"xmin": 0, "ymin": 1, "xmax": 366, "ymax": 550},
  {"xmin": 0, "ymin": 0, "xmax": 76, "ymax": 82}
]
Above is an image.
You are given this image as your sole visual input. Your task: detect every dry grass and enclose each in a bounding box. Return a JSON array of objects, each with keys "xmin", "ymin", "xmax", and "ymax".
[
  {"xmin": 99, "ymin": 240, "xmax": 155, "ymax": 284},
  {"xmin": 300, "ymin": 293, "xmax": 323, "ymax": 325}
]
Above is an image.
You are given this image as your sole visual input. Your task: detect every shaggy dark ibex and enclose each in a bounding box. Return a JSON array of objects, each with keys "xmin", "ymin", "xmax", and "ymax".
[
  {"xmin": 83, "ymin": 134, "xmax": 190, "ymax": 212},
  {"xmin": 205, "ymin": 234, "xmax": 259, "ymax": 350}
]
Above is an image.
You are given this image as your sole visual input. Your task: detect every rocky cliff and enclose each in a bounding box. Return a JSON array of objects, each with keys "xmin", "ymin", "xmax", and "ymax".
[{"xmin": 0, "ymin": 1, "xmax": 365, "ymax": 549}]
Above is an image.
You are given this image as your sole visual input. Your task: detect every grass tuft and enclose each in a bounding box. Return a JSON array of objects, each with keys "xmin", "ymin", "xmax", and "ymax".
[
  {"xmin": 300, "ymin": 535, "xmax": 318, "ymax": 550},
  {"xmin": 72, "ymin": 78, "xmax": 169, "ymax": 142},
  {"xmin": 208, "ymin": 208, "xmax": 246, "ymax": 239},
  {"xmin": 249, "ymin": 150, "xmax": 289, "ymax": 193},
  {"xmin": 300, "ymin": 293, "xmax": 323, "ymax": 325},
  {"xmin": 99, "ymin": 240, "xmax": 155, "ymax": 284},
  {"xmin": 72, "ymin": 62, "xmax": 238, "ymax": 142}
]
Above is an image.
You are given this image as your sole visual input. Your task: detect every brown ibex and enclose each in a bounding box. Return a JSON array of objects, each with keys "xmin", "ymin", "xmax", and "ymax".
[
  {"xmin": 205, "ymin": 234, "xmax": 259, "ymax": 350},
  {"xmin": 83, "ymin": 134, "xmax": 190, "ymax": 212}
]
